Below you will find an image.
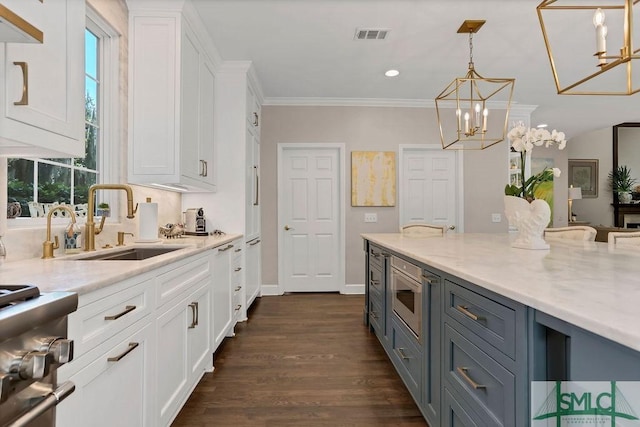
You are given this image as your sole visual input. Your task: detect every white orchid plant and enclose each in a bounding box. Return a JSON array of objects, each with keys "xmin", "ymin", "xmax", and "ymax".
[{"xmin": 504, "ymin": 123, "xmax": 567, "ymax": 201}]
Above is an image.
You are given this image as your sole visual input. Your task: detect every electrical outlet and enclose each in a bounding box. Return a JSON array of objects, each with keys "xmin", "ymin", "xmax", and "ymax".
[
  {"xmin": 364, "ymin": 213, "xmax": 377, "ymax": 223},
  {"xmin": 492, "ymin": 213, "xmax": 502, "ymax": 223}
]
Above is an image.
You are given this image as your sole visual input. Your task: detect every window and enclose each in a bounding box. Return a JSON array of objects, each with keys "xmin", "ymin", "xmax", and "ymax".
[{"xmin": 7, "ymin": 9, "xmax": 117, "ymax": 222}]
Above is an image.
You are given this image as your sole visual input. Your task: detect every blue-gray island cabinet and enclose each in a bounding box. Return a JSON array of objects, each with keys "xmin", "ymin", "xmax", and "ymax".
[{"xmin": 363, "ymin": 233, "xmax": 640, "ymax": 427}]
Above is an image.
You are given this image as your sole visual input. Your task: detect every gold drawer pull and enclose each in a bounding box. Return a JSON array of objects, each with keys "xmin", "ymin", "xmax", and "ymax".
[
  {"xmin": 108, "ymin": 342, "xmax": 139, "ymax": 362},
  {"xmin": 456, "ymin": 367, "xmax": 486, "ymax": 389},
  {"xmin": 396, "ymin": 348, "xmax": 411, "ymax": 360},
  {"xmin": 104, "ymin": 305, "xmax": 136, "ymax": 320},
  {"xmin": 13, "ymin": 62, "xmax": 29, "ymax": 106},
  {"xmin": 456, "ymin": 305, "xmax": 482, "ymax": 321}
]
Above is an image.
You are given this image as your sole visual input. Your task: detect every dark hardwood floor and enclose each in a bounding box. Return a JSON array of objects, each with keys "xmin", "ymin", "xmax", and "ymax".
[{"xmin": 172, "ymin": 293, "xmax": 428, "ymax": 427}]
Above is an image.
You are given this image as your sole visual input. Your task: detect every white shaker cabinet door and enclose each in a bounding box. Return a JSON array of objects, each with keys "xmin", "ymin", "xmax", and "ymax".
[
  {"xmin": 56, "ymin": 321, "xmax": 155, "ymax": 427},
  {"xmin": 0, "ymin": 0, "xmax": 85, "ymax": 157}
]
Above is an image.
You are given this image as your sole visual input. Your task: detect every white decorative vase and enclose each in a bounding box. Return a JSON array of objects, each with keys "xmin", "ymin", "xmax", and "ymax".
[
  {"xmin": 619, "ymin": 192, "xmax": 632, "ymax": 204},
  {"xmin": 504, "ymin": 195, "xmax": 551, "ymax": 250}
]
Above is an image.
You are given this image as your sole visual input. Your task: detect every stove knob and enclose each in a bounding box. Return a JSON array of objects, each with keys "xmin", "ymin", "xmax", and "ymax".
[
  {"xmin": 0, "ymin": 373, "xmax": 11, "ymax": 403},
  {"xmin": 12, "ymin": 351, "xmax": 52, "ymax": 380},
  {"xmin": 40, "ymin": 338, "xmax": 74, "ymax": 364}
]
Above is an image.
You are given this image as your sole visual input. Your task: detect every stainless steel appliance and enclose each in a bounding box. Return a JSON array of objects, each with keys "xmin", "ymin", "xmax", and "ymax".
[
  {"xmin": 391, "ymin": 256, "xmax": 422, "ymax": 341},
  {"xmin": 0, "ymin": 285, "xmax": 77, "ymax": 427}
]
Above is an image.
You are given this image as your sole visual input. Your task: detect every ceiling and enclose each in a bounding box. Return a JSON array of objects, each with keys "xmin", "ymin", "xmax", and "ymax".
[{"xmin": 191, "ymin": 0, "xmax": 640, "ymax": 139}]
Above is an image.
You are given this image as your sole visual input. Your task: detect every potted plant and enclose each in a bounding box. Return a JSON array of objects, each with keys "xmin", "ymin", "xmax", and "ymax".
[
  {"xmin": 608, "ymin": 165, "xmax": 637, "ymax": 204},
  {"xmin": 96, "ymin": 202, "xmax": 110, "ymax": 217}
]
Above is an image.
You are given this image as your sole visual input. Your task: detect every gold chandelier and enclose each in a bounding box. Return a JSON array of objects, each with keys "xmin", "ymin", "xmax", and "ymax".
[
  {"xmin": 537, "ymin": 0, "xmax": 640, "ymax": 95},
  {"xmin": 435, "ymin": 20, "xmax": 515, "ymax": 150}
]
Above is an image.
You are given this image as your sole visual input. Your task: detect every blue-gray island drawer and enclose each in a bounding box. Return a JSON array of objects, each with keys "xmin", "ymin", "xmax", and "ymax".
[{"xmin": 445, "ymin": 279, "xmax": 517, "ymax": 359}]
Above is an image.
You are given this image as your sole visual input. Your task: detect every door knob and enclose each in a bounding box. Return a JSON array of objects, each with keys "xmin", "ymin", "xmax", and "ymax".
[
  {"xmin": 284, "ymin": 225, "xmax": 294, "ymax": 231},
  {"xmin": 448, "ymin": 225, "xmax": 456, "ymax": 230}
]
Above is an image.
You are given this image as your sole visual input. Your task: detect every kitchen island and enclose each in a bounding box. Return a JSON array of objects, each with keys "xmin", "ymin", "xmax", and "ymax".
[{"xmin": 362, "ymin": 232, "xmax": 640, "ymax": 427}]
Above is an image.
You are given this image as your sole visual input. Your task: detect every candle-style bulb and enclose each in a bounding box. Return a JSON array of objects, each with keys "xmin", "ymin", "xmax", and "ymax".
[{"xmin": 593, "ymin": 8, "xmax": 605, "ymax": 27}]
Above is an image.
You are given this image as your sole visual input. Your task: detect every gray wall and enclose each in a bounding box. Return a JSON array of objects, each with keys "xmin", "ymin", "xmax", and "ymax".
[
  {"xmin": 260, "ymin": 105, "xmax": 562, "ymax": 286},
  {"xmin": 567, "ymin": 127, "xmax": 613, "ymax": 226}
]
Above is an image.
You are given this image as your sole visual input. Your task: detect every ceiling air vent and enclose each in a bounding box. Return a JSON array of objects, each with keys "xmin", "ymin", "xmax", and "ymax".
[{"xmin": 354, "ymin": 28, "xmax": 390, "ymax": 40}]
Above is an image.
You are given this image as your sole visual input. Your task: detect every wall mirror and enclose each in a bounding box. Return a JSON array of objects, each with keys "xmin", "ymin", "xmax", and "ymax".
[{"xmin": 612, "ymin": 123, "xmax": 640, "ymax": 227}]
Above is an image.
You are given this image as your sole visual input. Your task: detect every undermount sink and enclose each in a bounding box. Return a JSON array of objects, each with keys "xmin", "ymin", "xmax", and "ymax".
[{"xmin": 72, "ymin": 246, "xmax": 185, "ymax": 261}]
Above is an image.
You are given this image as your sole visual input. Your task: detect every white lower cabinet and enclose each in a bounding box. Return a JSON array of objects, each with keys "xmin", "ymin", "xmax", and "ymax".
[
  {"xmin": 56, "ymin": 242, "xmax": 241, "ymax": 427},
  {"xmin": 212, "ymin": 241, "xmax": 234, "ymax": 348},
  {"xmin": 56, "ymin": 320, "xmax": 155, "ymax": 427},
  {"xmin": 245, "ymin": 237, "xmax": 261, "ymax": 309},
  {"xmin": 156, "ymin": 279, "xmax": 211, "ymax": 426}
]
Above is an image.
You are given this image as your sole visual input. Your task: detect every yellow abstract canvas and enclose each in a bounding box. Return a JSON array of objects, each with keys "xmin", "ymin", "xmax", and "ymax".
[{"xmin": 351, "ymin": 151, "xmax": 396, "ymax": 206}]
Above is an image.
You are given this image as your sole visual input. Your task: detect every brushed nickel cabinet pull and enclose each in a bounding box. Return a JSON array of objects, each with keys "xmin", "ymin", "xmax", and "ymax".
[
  {"xmin": 203, "ymin": 160, "xmax": 208, "ymax": 177},
  {"xmin": 370, "ymin": 310, "xmax": 378, "ymax": 319},
  {"xmin": 370, "ymin": 279, "xmax": 380, "ymax": 285},
  {"xmin": 108, "ymin": 342, "xmax": 139, "ymax": 362},
  {"xmin": 253, "ymin": 165, "xmax": 259, "ymax": 206},
  {"xmin": 370, "ymin": 251, "xmax": 380, "ymax": 258},
  {"xmin": 235, "ymin": 304, "xmax": 242, "ymax": 311},
  {"xmin": 104, "ymin": 305, "xmax": 136, "ymax": 321},
  {"xmin": 253, "ymin": 112, "xmax": 259, "ymax": 127},
  {"xmin": 235, "ymin": 286, "xmax": 242, "ymax": 292},
  {"xmin": 188, "ymin": 302, "xmax": 197, "ymax": 328},
  {"xmin": 422, "ymin": 275, "xmax": 439, "ymax": 284},
  {"xmin": 396, "ymin": 348, "xmax": 410, "ymax": 360},
  {"xmin": 234, "ymin": 267, "xmax": 242, "ymax": 272},
  {"xmin": 13, "ymin": 62, "xmax": 28, "ymax": 106},
  {"xmin": 456, "ymin": 305, "xmax": 481, "ymax": 321},
  {"xmin": 218, "ymin": 244, "xmax": 234, "ymax": 252},
  {"xmin": 234, "ymin": 248, "xmax": 242, "ymax": 252},
  {"xmin": 456, "ymin": 367, "xmax": 486, "ymax": 389},
  {"xmin": 249, "ymin": 239, "xmax": 261, "ymax": 246}
]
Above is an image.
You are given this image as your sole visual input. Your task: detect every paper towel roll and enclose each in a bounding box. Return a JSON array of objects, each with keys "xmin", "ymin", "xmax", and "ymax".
[{"xmin": 138, "ymin": 198, "xmax": 159, "ymax": 241}]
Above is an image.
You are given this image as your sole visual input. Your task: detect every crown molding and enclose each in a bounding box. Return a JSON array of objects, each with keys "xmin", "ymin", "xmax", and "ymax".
[{"xmin": 263, "ymin": 97, "xmax": 537, "ymax": 113}]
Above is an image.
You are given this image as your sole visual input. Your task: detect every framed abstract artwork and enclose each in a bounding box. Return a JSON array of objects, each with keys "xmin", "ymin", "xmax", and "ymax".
[
  {"xmin": 568, "ymin": 159, "xmax": 598, "ymax": 198},
  {"xmin": 351, "ymin": 151, "xmax": 396, "ymax": 206}
]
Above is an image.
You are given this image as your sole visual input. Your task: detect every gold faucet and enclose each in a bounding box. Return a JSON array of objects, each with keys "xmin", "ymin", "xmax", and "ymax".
[
  {"xmin": 42, "ymin": 206, "xmax": 77, "ymax": 259},
  {"xmin": 84, "ymin": 184, "xmax": 137, "ymax": 251}
]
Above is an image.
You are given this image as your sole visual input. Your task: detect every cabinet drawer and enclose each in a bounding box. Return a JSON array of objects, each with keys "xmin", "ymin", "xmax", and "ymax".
[
  {"xmin": 445, "ymin": 280, "xmax": 516, "ymax": 359},
  {"xmin": 368, "ymin": 244, "xmax": 385, "ymax": 269},
  {"xmin": 443, "ymin": 387, "xmax": 485, "ymax": 427},
  {"xmin": 444, "ymin": 324, "xmax": 515, "ymax": 427},
  {"xmin": 369, "ymin": 295, "xmax": 383, "ymax": 337},
  {"xmin": 69, "ymin": 278, "xmax": 153, "ymax": 359},
  {"xmin": 369, "ymin": 263, "xmax": 383, "ymax": 295},
  {"xmin": 391, "ymin": 316, "xmax": 423, "ymax": 402},
  {"xmin": 157, "ymin": 253, "xmax": 210, "ymax": 307}
]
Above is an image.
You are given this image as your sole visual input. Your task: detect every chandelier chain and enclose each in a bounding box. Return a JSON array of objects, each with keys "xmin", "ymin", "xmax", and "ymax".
[{"xmin": 468, "ymin": 32, "xmax": 474, "ymax": 69}]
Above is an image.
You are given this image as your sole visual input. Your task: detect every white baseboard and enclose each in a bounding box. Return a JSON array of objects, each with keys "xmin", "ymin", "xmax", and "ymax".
[
  {"xmin": 260, "ymin": 283, "xmax": 282, "ymax": 296},
  {"xmin": 342, "ymin": 283, "xmax": 365, "ymax": 295}
]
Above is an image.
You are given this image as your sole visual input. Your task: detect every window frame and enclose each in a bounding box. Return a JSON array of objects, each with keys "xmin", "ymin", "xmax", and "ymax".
[{"xmin": 7, "ymin": 6, "xmax": 121, "ymax": 229}]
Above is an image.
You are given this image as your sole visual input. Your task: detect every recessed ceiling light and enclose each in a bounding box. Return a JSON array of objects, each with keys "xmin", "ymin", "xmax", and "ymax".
[
  {"xmin": 537, "ymin": 123, "xmax": 548, "ymax": 128},
  {"xmin": 385, "ymin": 69, "xmax": 400, "ymax": 77}
]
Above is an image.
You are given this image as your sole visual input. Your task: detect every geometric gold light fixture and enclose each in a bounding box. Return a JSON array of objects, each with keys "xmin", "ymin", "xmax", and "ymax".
[
  {"xmin": 435, "ymin": 20, "xmax": 515, "ymax": 150},
  {"xmin": 537, "ymin": 0, "xmax": 640, "ymax": 95}
]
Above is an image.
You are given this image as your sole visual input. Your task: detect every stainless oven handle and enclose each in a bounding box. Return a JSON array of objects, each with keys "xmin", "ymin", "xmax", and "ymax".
[{"xmin": 8, "ymin": 381, "xmax": 75, "ymax": 427}]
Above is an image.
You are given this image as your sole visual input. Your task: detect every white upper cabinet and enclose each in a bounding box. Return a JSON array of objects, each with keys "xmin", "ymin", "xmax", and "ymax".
[
  {"xmin": 128, "ymin": 0, "xmax": 218, "ymax": 192},
  {"xmin": 0, "ymin": 0, "xmax": 85, "ymax": 157}
]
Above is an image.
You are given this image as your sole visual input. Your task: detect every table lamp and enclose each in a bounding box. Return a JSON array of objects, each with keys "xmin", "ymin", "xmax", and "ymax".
[{"xmin": 568, "ymin": 185, "xmax": 582, "ymax": 222}]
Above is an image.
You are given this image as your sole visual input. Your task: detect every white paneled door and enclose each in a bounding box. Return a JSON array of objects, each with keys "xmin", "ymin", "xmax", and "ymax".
[
  {"xmin": 279, "ymin": 145, "xmax": 344, "ymax": 292},
  {"xmin": 400, "ymin": 146, "xmax": 459, "ymax": 230}
]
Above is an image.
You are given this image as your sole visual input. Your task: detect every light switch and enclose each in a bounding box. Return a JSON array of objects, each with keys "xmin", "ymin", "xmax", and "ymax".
[{"xmin": 364, "ymin": 213, "xmax": 377, "ymax": 223}]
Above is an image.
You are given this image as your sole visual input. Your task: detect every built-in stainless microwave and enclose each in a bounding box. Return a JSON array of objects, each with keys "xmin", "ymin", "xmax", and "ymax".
[{"xmin": 391, "ymin": 256, "xmax": 422, "ymax": 342}]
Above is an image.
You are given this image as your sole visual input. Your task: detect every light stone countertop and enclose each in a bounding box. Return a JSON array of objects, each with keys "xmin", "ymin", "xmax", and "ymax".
[
  {"xmin": 0, "ymin": 234, "xmax": 242, "ymax": 295},
  {"xmin": 362, "ymin": 232, "xmax": 640, "ymax": 353}
]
